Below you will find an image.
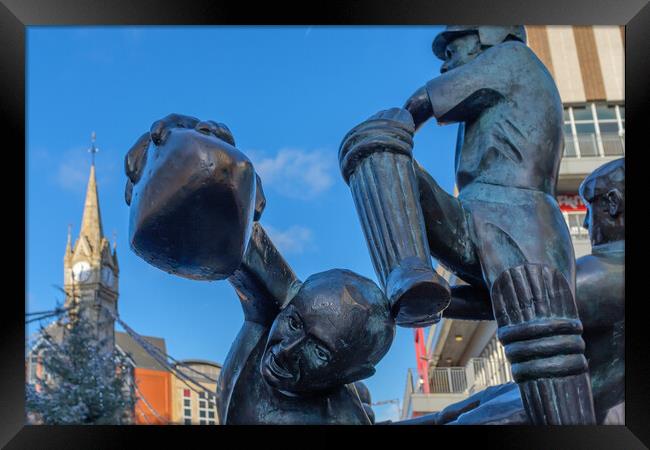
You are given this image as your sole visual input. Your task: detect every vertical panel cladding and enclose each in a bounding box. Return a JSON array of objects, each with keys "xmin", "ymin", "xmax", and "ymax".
[
  {"xmin": 593, "ymin": 26, "xmax": 625, "ymax": 102},
  {"xmin": 526, "ymin": 26, "xmax": 556, "ymax": 78},
  {"xmin": 573, "ymin": 26, "xmax": 607, "ymax": 102},
  {"xmin": 546, "ymin": 26, "xmax": 587, "ymax": 103}
]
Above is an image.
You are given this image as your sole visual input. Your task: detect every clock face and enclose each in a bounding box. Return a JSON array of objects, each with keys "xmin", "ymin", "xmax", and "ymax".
[
  {"xmin": 101, "ymin": 267, "xmax": 114, "ymax": 287},
  {"xmin": 72, "ymin": 261, "xmax": 92, "ymax": 282}
]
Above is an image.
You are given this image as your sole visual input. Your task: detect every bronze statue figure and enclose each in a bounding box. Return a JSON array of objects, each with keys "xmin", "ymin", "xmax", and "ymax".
[
  {"xmin": 340, "ymin": 25, "xmax": 596, "ymax": 424},
  {"xmin": 125, "ymin": 114, "xmax": 401, "ymax": 424},
  {"xmin": 575, "ymin": 158, "xmax": 625, "ymax": 424},
  {"xmin": 395, "ymin": 158, "xmax": 625, "ymax": 425}
]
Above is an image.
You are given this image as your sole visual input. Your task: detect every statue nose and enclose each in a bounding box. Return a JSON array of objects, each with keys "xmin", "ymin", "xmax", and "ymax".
[{"xmin": 277, "ymin": 336, "xmax": 304, "ymax": 360}]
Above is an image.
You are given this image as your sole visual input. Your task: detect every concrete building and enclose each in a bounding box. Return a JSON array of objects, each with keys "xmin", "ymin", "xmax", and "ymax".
[
  {"xmin": 402, "ymin": 25, "xmax": 625, "ymax": 419},
  {"xmin": 171, "ymin": 360, "xmax": 222, "ymax": 425}
]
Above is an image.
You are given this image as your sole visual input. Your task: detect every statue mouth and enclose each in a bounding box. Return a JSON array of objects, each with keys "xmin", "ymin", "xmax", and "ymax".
[{"xmin": 266, "ymin": 352, "xmax": 293, "ymax": 380}]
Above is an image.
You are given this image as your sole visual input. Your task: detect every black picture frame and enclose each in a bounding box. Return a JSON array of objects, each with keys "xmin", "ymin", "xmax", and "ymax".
[{"xmin": 4, "ymin": 0, "xmax": 648, "ymax": 447}]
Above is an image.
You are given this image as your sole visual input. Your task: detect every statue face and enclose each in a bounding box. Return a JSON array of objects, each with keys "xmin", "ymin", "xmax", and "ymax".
[
  {"xmin": 583, "ymin": 189, "xmax": 624, "ymax": 246},
  {"xmin": 125, "ymin": 125, "xmax": 257, "ymax": 280},
  {"xmin": 260, "ymin": 270, "xmax": 393, "ymax": 395},
  {"xmin": 440, "ymin": 33, "xmax": 482, "ymax": 73}
]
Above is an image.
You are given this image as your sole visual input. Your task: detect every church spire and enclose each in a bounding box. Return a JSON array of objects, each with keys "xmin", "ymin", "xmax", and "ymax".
[{"xmin": 78, "ymin": 133, "xmax": 104, "ymax": 251}]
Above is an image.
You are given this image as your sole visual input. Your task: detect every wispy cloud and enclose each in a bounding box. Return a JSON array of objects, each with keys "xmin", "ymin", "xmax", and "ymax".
[
  {"xmin": 249, "ymin": 148, "xmax": 335, "ymax": 200},
  {"xmin": 263, "ymin": 224, "xmax": 313, "ymax": 255},
  {"xmin": 54, "ymin": 146, "xmax": 117, "ymax": 192}
]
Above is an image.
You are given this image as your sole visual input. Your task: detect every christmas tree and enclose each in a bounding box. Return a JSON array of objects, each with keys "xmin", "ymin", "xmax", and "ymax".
[{"xmin": 26, "ymin": 315, "xmax": 135, "ymax": 425}]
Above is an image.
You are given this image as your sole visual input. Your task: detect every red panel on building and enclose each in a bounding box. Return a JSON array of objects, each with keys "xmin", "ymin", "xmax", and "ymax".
[{"xmin": 557, "ymin": 194, "xmax": 586, "ymax": 212}]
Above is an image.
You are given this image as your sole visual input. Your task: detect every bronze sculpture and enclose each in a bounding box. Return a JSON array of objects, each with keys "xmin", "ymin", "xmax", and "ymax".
[
  {"xmin": 125, "ymin": 114, "xmax": 399, "ymax": 424},
  {"xmin": 340, "ymin": 25, "xmax": 596, "ymax": 424},
  {"xmin": 397, "ymin": 158, "xmax": 625, "ymax": 425},
  {"xmin": 575, "ymin": 158, "xmax": 625, "ymax": 424}
]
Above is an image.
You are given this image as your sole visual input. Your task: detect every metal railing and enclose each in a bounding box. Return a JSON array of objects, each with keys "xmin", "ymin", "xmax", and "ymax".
[
  {"xmin": 429, "ymin": 367, "xmax": 468, "ymax": 394},
  {"xmin": 426, "ymin": 357, "xmax": 513, "ymax": 395},
  {"xmin": 563, "ymin": 133, "xmax": 625, "ymax": 158}
]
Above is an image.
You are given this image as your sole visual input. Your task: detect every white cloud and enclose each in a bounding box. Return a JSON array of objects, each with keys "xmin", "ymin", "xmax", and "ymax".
[
  {"xmin": 263, "ymin": 224, "xmax": 313, "ymax": 255},
  {"xmin": 54, "ymin": 146, "xmax": 117, "ymax": 192},
  {"xmin": 249, "ymin": 148, "xmax": 335, "ymax": 200}
]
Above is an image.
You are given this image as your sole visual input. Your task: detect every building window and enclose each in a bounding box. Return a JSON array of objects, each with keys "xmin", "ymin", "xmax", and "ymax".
[
  {"xmin": 563, "ymin": 103, "xmax": 625, "ymax": 158},
  {"xmin": 197, "ymin": 391, "xmax": 217, "ymax": 425},
  {"xmin": 182, "ymin": 390, "xmax": 192, "ymax": 424}
]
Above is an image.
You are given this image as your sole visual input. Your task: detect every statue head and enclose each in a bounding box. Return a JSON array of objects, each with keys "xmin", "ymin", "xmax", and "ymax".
[
  {"xmin": 261, "ymin": 269, "xmax": 395, "ymax": 395},
  {"xmin": 124, "ymin": 115, "xmax": 266, "ymax": 280},
  {"xmin": 432, "ymin": 25, "xmax": 527, "ymax": 73},
  {"xmin": 579, "ymin": 158, "xmax": 625, "ymax": 247}
]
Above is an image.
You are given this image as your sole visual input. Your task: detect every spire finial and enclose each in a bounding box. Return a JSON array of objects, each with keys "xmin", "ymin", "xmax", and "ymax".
[{"xmin": 89, "ymin": 131, "xmax": 99, "ymax": 166}]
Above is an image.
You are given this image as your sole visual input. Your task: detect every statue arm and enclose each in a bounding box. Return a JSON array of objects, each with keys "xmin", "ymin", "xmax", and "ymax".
[{"xmin": 228, "ymin": 222, "xmax": 302, "ymax": 326}]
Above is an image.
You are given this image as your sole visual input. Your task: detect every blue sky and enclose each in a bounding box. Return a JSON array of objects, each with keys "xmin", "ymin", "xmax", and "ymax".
[{"xmin": 26, "ymin": 26, "xmax": 459, "ymax": 422}]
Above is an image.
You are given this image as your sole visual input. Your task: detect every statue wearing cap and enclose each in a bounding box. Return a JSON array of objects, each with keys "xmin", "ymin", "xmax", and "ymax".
[
  {"xmin": 339, "ymin": 25, "xmax": 597, "ymax": 424},
  {"xmin": 575, "ymin": 158, "xmax": 625, "ymax": 424}
]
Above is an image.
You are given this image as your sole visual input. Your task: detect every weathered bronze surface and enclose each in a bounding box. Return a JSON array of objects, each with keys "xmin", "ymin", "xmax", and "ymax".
[
  {"xmin": 411, "ymin": 158, "xmax": 625, "ymax": 425},
  {"xmin": 125, "ymin": 116, "xmax": 394, "ymax": 424},
  {"xmin": 342, "ymin": 25, "xmax": 596, "ymax": 424}
]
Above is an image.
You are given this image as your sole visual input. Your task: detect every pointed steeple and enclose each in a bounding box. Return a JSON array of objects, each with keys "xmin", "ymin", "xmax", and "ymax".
[
  {"xmin": 64, "ymin": 224, "xmax": 73, "ymax": 265},
  {"xmin": 78, "ymin": 162, "xmax": 104, "ymax": 253}
]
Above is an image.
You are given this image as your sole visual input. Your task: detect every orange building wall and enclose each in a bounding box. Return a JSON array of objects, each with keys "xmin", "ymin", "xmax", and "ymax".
[{"xmin": 134, "ymin": 368, "xmax": 172, "ymax": 425}]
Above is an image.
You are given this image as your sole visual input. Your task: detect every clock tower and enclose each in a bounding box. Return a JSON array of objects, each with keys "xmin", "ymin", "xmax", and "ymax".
[{"xmin": 63, "ymin": 134, "xmax": 119, "ymax": 354}]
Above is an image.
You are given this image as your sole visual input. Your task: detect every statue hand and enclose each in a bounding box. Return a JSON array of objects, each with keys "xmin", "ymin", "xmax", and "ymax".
[{"xmin": 404, "ymin": 86, "xmax": 433, "ymax": 131}]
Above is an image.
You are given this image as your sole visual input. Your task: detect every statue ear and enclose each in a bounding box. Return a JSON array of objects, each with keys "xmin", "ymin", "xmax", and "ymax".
[
  {"xmin": 606, "ymin": 188, "xmax": 623, "ymax": 217},
  {"xmin": 342, "ymin": 364, "xmax": 376, "ymax": 385}
]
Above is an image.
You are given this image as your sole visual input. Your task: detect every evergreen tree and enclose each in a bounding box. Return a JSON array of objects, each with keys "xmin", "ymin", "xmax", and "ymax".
[{"xmin": 26, "ymin": 316, "xmax": 135, "ymax": 425}]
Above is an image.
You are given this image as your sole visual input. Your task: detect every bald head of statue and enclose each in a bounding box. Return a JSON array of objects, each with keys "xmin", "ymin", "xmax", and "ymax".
[{"xmin": 579, "ymin": 158, "xmax": 625, "ymax": 247}]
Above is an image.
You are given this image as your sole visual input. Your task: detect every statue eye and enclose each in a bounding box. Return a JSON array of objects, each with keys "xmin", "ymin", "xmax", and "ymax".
[
  {"xmin": 314, "ymin": 345, "xmax": 330, "ymax": 363},
  {"xmin": 288, "ymin": 315, "xmax": 302, "ymax": 331}
]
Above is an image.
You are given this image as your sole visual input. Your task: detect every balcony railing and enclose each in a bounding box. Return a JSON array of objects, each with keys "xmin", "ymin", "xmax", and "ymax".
[
  {"xmin": 424, "ymin": 357, "xmax": 513, "ymax": 395},
  {"xmin": 564, "ymin": 133, "xmax": 625, "ymax": 158}
]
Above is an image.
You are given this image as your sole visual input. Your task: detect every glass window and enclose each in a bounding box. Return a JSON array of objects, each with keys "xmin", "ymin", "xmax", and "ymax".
[
  {"xmin": 199, "ymin": 401, "xmax": 206, "ymax": 408},
  {"xmin": 208, "ymin": 411, "xmax": 215, "ymax": 418},
  {"xmin": 199, "ymin": 392, "xmax": 205, "ymax": 399},
  {"xmin": 183, "ymin": 399, "xmax": 190, "ymax": 407},
  {"xmin": 599, "ymin": 122, "xmax": 619, "ymax": 134},
  {"xmin": 183, "ymin": 389, "xmax": 190, "ymax": 397},
  {"xmin": 199, "ymin": 410, "xmax": 206, "ymax": 418},
  {"xmin": 572, "ymin": 106, "xmax": 593, "ymax": 121},
  {"xmin": 184, "ymin": 408, "xmax": 191, "ymax": 417},
  {"xmin": 575, "ymin": 123, "xmax": 596, "ymax": 134},
  {"xmin": 596, "ymin": 104, "xmax": 617, "ymax": 120},
  {"xmin": 208, "ymin": 402, "xmax": 214, "ymax": 409},
  {"xmin": 184, "ymin": 419, "xmax": 192, "ymax": 425},
  {"xmin": 563, "ymin": 108, "xmax": 571, "ymax": 121},
  {"xmin": 619, "ymin": 105, "xmax": 625, "ymax": 118},
  {"xmin": 200, "ymin": 419, "xmax": 206, "ymax": 425},
  {"xmin": 208, "ymin": 420, "xmax": 216, "ymax": 425}
]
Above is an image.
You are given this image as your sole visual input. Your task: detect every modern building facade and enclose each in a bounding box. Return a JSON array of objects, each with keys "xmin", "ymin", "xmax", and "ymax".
[
  {"xmin": 171, "ymin": 360, "xmax": 222, "ymax": 425},
  {"xmin": 402, "ymin": 25, "xmax": 625, "ymax": 419}
]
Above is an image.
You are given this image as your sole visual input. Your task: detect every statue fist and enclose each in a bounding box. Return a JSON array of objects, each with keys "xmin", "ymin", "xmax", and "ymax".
[{"xmin": 124, "ymin": 114, "xmax": 265, "ymax": 280}]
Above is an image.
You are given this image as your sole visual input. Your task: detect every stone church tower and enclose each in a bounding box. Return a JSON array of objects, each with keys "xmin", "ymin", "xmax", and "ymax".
[{"xmin": 63, "ymin": 137, "xmax": 119, "ymax": 354}]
